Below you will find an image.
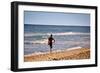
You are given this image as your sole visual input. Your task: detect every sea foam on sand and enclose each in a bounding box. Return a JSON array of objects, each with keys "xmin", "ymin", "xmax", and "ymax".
[{"xmin": 24, "ymin": 46, "xmax": 82, "ymax": 57}]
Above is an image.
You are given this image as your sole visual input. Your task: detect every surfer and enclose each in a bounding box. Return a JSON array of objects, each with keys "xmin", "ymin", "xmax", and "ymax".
[{"xmin": 48, "ymin": 34, "xmax": 55, "ymax": 53}]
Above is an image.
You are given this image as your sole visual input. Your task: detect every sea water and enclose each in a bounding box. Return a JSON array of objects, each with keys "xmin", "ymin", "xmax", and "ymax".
[{"xmin": 24, "ymin": 24, "xmax": 90, "ymax": 55}]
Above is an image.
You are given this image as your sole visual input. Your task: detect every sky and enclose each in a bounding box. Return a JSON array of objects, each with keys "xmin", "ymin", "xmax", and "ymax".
[{"xmin": 24, "ymin": 11, "xmax": 90, "ymax": 26}]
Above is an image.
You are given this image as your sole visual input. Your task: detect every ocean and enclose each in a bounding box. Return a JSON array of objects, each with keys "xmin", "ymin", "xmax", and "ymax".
[{"xmin": 24, "ymin": 24, "xmax": 90, "ymax": 55}]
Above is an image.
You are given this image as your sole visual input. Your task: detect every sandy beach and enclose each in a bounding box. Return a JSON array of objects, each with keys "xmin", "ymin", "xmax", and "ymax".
[{"xmin": 24, "ymin": 48, "xmax": 90, "ymax": 62}]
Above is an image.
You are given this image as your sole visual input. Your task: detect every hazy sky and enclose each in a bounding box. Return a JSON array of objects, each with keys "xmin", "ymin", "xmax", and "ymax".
[{"xmin": 24, "ymin": 11, "xmax": 90, "ymax": 26}]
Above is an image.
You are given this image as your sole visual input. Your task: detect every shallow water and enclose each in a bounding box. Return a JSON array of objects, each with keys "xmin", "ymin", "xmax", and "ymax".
[{"xmin": 24, "ymin": 24, "xmax": 90, "ymax": 55}]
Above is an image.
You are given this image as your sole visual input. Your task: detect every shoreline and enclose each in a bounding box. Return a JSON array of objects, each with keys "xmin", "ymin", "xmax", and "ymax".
[{"xmin": 24, "ymin": 48, "xmax": 90, "ymax": 62}]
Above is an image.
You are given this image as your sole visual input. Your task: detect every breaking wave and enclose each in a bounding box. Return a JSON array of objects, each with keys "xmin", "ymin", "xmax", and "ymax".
[
  {"xmin": 25, "ymin": 39, "xmax": 48, "ymax": 44},
  {"xmin": 25, "ymin": 32, "xmax": 90, "ymax": 37}
]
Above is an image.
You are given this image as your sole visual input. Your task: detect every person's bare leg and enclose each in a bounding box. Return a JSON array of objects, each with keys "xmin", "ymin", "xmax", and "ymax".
[
  {"xmin": 50, "ymin": 48, "xmax": 51, "ymax": 53},
  {"xmin": 50, "ymin": 45, "xmax": 52, "ymax": 53}
]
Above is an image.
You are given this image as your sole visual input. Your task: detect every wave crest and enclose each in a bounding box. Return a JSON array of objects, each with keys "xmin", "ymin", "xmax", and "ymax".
[
  {"xmin": 25, "ymin": 32, "xmax": 89, "ymax": 37},
  {"xmin": 25, "ymin": 39, "xmax": 48, "ymax": 44}
]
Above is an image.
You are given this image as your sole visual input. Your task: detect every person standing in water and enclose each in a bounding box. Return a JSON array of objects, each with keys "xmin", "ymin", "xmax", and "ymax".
[{"xmin": 48, "ymin": 34, "xmax": 55, "ymax": 53}]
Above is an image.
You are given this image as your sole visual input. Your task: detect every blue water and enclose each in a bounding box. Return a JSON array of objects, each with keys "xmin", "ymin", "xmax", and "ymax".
[{"xmin": 24, "ymin": 24, "xmax": 90, "ymax": 55}]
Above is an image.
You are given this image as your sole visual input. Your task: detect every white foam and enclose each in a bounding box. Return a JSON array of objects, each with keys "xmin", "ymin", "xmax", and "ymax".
[
  {"xmin": 32, "ymin": 39, "xmax": 48, "ymax": 44},
  {"xmin": 25, "ymin": 32, "xmax": 90, "ymax": 37},
  {"xmin": 53, "ymin": 32, "xmax": 89, "ymax": 36},
  {"xmin": 66, "ymin": 46, "xmax": 82, "ymax": 51},
  {"xmin": 25, "ymin": 46, "xmax": 82, "ymax": 57}
]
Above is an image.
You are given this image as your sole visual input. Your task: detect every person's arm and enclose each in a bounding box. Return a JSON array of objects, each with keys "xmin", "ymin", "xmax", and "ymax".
[
  {"xmin": 53, "ymin": 38, "xmax": 55, "ymax": 43},
  {"xmin": 54, "ymin": 39, "xmax": 55, "ymax": 43}
]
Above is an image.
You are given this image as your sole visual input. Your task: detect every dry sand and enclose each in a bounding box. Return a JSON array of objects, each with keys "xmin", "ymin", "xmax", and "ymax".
[{"xmin": 24, "ymin": 48, "xmax": 90, "ymax": 62}]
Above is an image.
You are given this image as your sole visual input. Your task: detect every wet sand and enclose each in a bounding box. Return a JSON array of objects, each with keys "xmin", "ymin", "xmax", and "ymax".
[{"xmin": 24, "ymin": 48, "xmax": 90, "ymax": 62}]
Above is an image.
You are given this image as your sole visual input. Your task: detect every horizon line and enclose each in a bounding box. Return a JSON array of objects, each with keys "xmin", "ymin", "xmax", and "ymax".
[{"xmin": 24, "ymin": 24, "xmax": 90, "ymax": 27}]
